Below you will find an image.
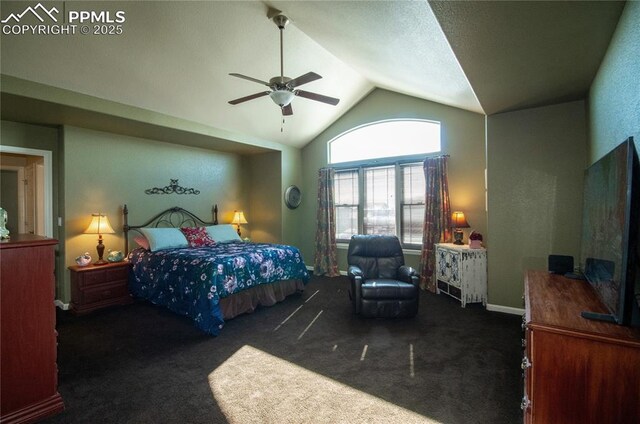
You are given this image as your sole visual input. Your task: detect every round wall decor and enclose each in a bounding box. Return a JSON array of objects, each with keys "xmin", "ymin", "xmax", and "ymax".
[{"xmin": 284, "ymin": 185, "xmax": 302, "ymax": 209}]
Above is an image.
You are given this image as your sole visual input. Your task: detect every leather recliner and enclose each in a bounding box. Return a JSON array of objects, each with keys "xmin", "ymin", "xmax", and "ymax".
[{"xmin": 347, "ymin": 235, "xmax": 419, "ymax": 318}]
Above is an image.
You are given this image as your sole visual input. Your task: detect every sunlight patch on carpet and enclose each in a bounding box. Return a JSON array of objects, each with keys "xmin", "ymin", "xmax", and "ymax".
[{"xmin": 208, "ymin": 345, "xmax": 441, "ymax": 424}]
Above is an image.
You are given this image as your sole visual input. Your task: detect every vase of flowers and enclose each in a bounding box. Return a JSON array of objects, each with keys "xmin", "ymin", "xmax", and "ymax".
[{"xmin": 469, "ymin": 231, "xmax": 483, "ymax": 249}]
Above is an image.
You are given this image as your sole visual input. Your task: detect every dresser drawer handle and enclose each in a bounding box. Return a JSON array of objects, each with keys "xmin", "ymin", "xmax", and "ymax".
[
  {"xmin": 520, "ymin": 396, "xmax": 530, "ymax": 411},
  {"xmin": 521, "ymin": 356, "xmax": 531, "ymax": 370},
  {"xmin": 521, "ymin": 338, "xmax": 526, "ymax": 348}
]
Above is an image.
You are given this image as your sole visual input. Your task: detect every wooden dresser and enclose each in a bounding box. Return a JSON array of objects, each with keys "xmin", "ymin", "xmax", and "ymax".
[
  {"xmin": 0, "ymin": 235, "xmax": 64, "ymax": 423},
  {"xmin": 523, "ymin": 270, "xmax": 640, "ymax": 424}
]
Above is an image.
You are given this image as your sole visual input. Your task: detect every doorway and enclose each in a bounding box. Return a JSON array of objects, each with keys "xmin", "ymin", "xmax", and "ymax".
[{"xmin": 0, "ymin": 147, "xmax": 52, "ymax": 237}]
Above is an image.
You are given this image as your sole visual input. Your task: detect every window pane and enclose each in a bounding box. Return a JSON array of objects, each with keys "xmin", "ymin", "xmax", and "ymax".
[
  {"xmin": 336, "ymin": 206, "xmax": 358, "ymax": 240},
  {"xmin": 402, "ymin": 164, "xmax": 425, "ymax": 204},
  {"xmin": 334, "ymin": 170, "xmax": 358, "ymax": 240},
  {"xmin": 402, "ymin": 205, "xmax": 425, "ymax": 245},
  {"xmin": 364, "ymin": 166, "xmax": 396, "ymax": 236},
  {"xmin": 335, "ymin": 170, "xmax": 358, "ymax": 205},
  {"xmin": 329, "ymin": 120, "xmax": 441, "ymax": 164}
]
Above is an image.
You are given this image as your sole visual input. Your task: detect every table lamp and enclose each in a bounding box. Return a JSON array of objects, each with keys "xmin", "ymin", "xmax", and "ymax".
[
  {"xmin": 84, "ymin": 213, "xmax": 115, "ymax": 265},
  {"xmin": 231, "ymin": 211, "xmax": 248, "ymax": 237},
  {"xmin": 451, "ymin": 211, "xmax": 470, "ymax": 245}
]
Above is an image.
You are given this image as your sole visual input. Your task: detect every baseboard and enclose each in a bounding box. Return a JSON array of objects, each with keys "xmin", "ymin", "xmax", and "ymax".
[
  {"xmin": 306, "ymin": 265, "xmax": 348, "ymax": 276},
  {"xmin": 486, "ymin": 303, "xmax": 524, "ymax": 315},
  {"xmin": 54, "ymin": 300, "xmax": 69, "ymax": 310}
]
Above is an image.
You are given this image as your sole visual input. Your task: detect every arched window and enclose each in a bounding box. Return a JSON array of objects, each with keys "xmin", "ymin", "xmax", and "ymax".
[
  {"xmin": 328, "ymin": 119, "xmax": 441, "ymax": 164},
  {"xmin": 329, "ymin": 119, "xmax": 441, "ymax": 247}
]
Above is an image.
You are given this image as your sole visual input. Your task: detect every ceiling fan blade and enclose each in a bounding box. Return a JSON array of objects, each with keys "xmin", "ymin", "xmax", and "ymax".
[
  {"xmin": 282, "ymin": 104, "xmax": 293, "ymax": 116},
  {"xmin": 295, "ymin": 89, "xmax": 340, "ymax": 106},
  {"xmin": 229, "ymin": 73, "xmax": 271, "ymax": 86},
  {"xmin": 228, "ymin": 91, "xmax": 271, "ymax": 105},
  {"xmin": 287, "ymin": 72, "xmax": 322, "ymax": 88}
]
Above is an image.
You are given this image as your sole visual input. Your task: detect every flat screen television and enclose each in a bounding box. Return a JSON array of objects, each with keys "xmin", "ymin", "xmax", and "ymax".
[{"xmin": 580, "ymin": 137, "xmax": 640, "ymax": 326}]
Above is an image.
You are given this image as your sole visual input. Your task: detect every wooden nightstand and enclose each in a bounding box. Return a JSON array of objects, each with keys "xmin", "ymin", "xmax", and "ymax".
[{"xmin": 69, "ymin": 261, "xmax": 132, "ymax": 315}]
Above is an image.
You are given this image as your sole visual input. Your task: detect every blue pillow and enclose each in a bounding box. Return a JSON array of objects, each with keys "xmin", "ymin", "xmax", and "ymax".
[
  {"xmin": 206, "ymin": 224, "xmax": 242, "ymax": 243},
  {"xmin": 139, "ymin": 227, "xmax": 188, "ymax": 251}
]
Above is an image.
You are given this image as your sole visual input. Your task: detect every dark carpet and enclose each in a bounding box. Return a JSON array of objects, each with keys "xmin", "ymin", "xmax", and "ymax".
[{"xmin": 46, "ymin": 276, "xmax": 523, "ymax": 423}]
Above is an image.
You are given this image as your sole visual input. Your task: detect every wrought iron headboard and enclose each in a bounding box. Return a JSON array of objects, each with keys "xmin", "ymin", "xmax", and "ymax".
[{"xmin": 123, "ymin": 204, "xmax": 218, "ymax": 254}]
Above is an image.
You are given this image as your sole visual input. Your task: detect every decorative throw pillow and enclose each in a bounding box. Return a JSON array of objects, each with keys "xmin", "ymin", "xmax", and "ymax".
[
  {"xmin": 133, "ymin": 235, "xmax": 150, "ymax": 250},
  {"xmin": 180, "ymin": 226, "xmax": 216, "ymax": 248}
]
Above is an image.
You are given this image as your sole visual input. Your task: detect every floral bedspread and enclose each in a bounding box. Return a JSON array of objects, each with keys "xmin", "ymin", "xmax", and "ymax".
[{"xmin": 128, "ymin": 241, "xmax": 309, "ymax": 335}]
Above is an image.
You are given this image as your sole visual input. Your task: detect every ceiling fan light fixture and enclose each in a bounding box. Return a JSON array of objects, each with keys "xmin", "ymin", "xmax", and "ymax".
[{"xmin": 269, "ymin": 90, "xmax": 295, "ymax": 107}]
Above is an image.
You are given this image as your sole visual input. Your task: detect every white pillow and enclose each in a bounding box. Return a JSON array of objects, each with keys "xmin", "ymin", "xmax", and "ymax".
[
  {"xmin": 139, "ymin": 227, "xmax": 188, "ymax": 251},
  {"xmin": 206, "ymin": 224, "xmax": 242, "ymax": 243}
]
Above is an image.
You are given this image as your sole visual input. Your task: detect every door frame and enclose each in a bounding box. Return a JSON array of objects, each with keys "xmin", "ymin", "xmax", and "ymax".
[
  {"xmin": 0, "ymin": 165, "xmax": 26, "ymax": 233},
  {"xmin": 0, "ymin": 146, "xmax": 53, "ymax": 237}
]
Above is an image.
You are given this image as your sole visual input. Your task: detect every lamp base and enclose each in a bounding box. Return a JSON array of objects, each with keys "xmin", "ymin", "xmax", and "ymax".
[
  {"xmin": 453, "ymin": 229, "xmax": 464, "ymax": 245},
  {"xmin": 95, "ymin": 238, "xmax": 108, "ymax": 264}
]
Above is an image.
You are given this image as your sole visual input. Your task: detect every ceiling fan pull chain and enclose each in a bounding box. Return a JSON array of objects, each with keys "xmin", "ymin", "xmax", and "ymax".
[{"xmin": 281, "ymin": 116, "xmax": 285, "ymax": 132}]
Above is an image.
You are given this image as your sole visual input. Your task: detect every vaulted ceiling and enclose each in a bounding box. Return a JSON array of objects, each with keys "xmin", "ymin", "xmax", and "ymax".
[{"xmin": 0, "ymin": 1, "xmax": 625, "ymax": 148}]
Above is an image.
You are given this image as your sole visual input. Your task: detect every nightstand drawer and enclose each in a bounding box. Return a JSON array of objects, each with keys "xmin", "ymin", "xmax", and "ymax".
[
  {"xmin": 106, "ymin": 266, "xmax": 129, "ymax": 282},
  {"xmin": 80, "ymin": 265, "xmax": 128, "ymax": 287},
  {"xmin": 83, "ymin": 282, "xmax": 130, "ymax": 305},
  {"xmin": 84, "ymin": 270, "xmax": 107, "ymax": 286}
]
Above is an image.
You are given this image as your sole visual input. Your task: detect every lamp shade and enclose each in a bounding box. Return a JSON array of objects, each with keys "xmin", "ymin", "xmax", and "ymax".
[
  {"xmin": 269, "ymin": 90, "xmax": 295, "ymax": 107},
  {"xmin": 451, "ymin": 211, "xmax": 470, "ymax": 228},
  {"xmin": 231, "ymin": 211, "xmax": 248, "ymax": 225},
  {"xmin": 84, "ymin": 213, "xmax": 115, "ymax": 235}
]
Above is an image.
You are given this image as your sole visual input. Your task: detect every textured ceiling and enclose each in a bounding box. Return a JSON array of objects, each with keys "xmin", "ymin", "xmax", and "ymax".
[
  {"xmin": 429, "ymin": 0, "xmax": 625, "ymax": 115},
  {"xmin": 0, "ymin": 1, "xmax": 626, "ymax": 148}
]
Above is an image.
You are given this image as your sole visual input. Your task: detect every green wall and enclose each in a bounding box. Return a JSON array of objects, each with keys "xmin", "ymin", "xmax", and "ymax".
[
  {"xmin": 486, "ymin": 101, "xmax": 587, "ymax": 309},
  {"xmin": 588, "ymin": 1, "xmax": 640, "ymax": 163},
  {"xmin": 246, "ymin": 151, "xmax": 282, "ymax": 244},
  {"xmin": 300, "ymin": 88, "xmax": 486, "ymax": 273},
  {"xmin": 61, "ymin": 125, "xmax": 247, "ymax": 303},
  {"xmin": 280, "ymin": 146, "xmax": 304, "ymax": 249}
]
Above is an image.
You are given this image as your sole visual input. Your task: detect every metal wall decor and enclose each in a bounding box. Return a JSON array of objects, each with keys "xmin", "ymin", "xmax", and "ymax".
[{"xmin": 145, "ymin": 179, "xmax": 200, "ymax": 195}]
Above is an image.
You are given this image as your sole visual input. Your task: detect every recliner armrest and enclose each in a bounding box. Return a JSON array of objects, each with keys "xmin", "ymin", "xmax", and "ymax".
[
  {"xmin": 348, "ymin": 265, "xmax": 364, "ymax": 279},
  {"xmin": 398, "ymin": 265, "xmax": 419, "ymax": 286},
  {"xmin": 348, "ymin": 265, "xmax": 364, "ymax": 314}
]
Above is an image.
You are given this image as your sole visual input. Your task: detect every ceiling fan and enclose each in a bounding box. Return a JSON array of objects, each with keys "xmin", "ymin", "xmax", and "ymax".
[{"xmin": 228, "ymin": 13, "xmax": 340, "ymax": 116}]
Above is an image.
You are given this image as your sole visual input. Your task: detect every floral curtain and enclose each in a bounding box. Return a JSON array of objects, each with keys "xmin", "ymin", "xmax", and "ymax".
[
  {"xmin": 314, "ymin": 167, "xmax": 340, "ymax": 277},
  {"xmin": 419, "ymin": 156, "xmax": 452, "ymax": 291}
]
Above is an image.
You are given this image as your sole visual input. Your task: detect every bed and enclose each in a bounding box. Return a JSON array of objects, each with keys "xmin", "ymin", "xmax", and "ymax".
[{"xmin": 123, "ymin": 205, "xmax": 309, "ymax": 335}]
